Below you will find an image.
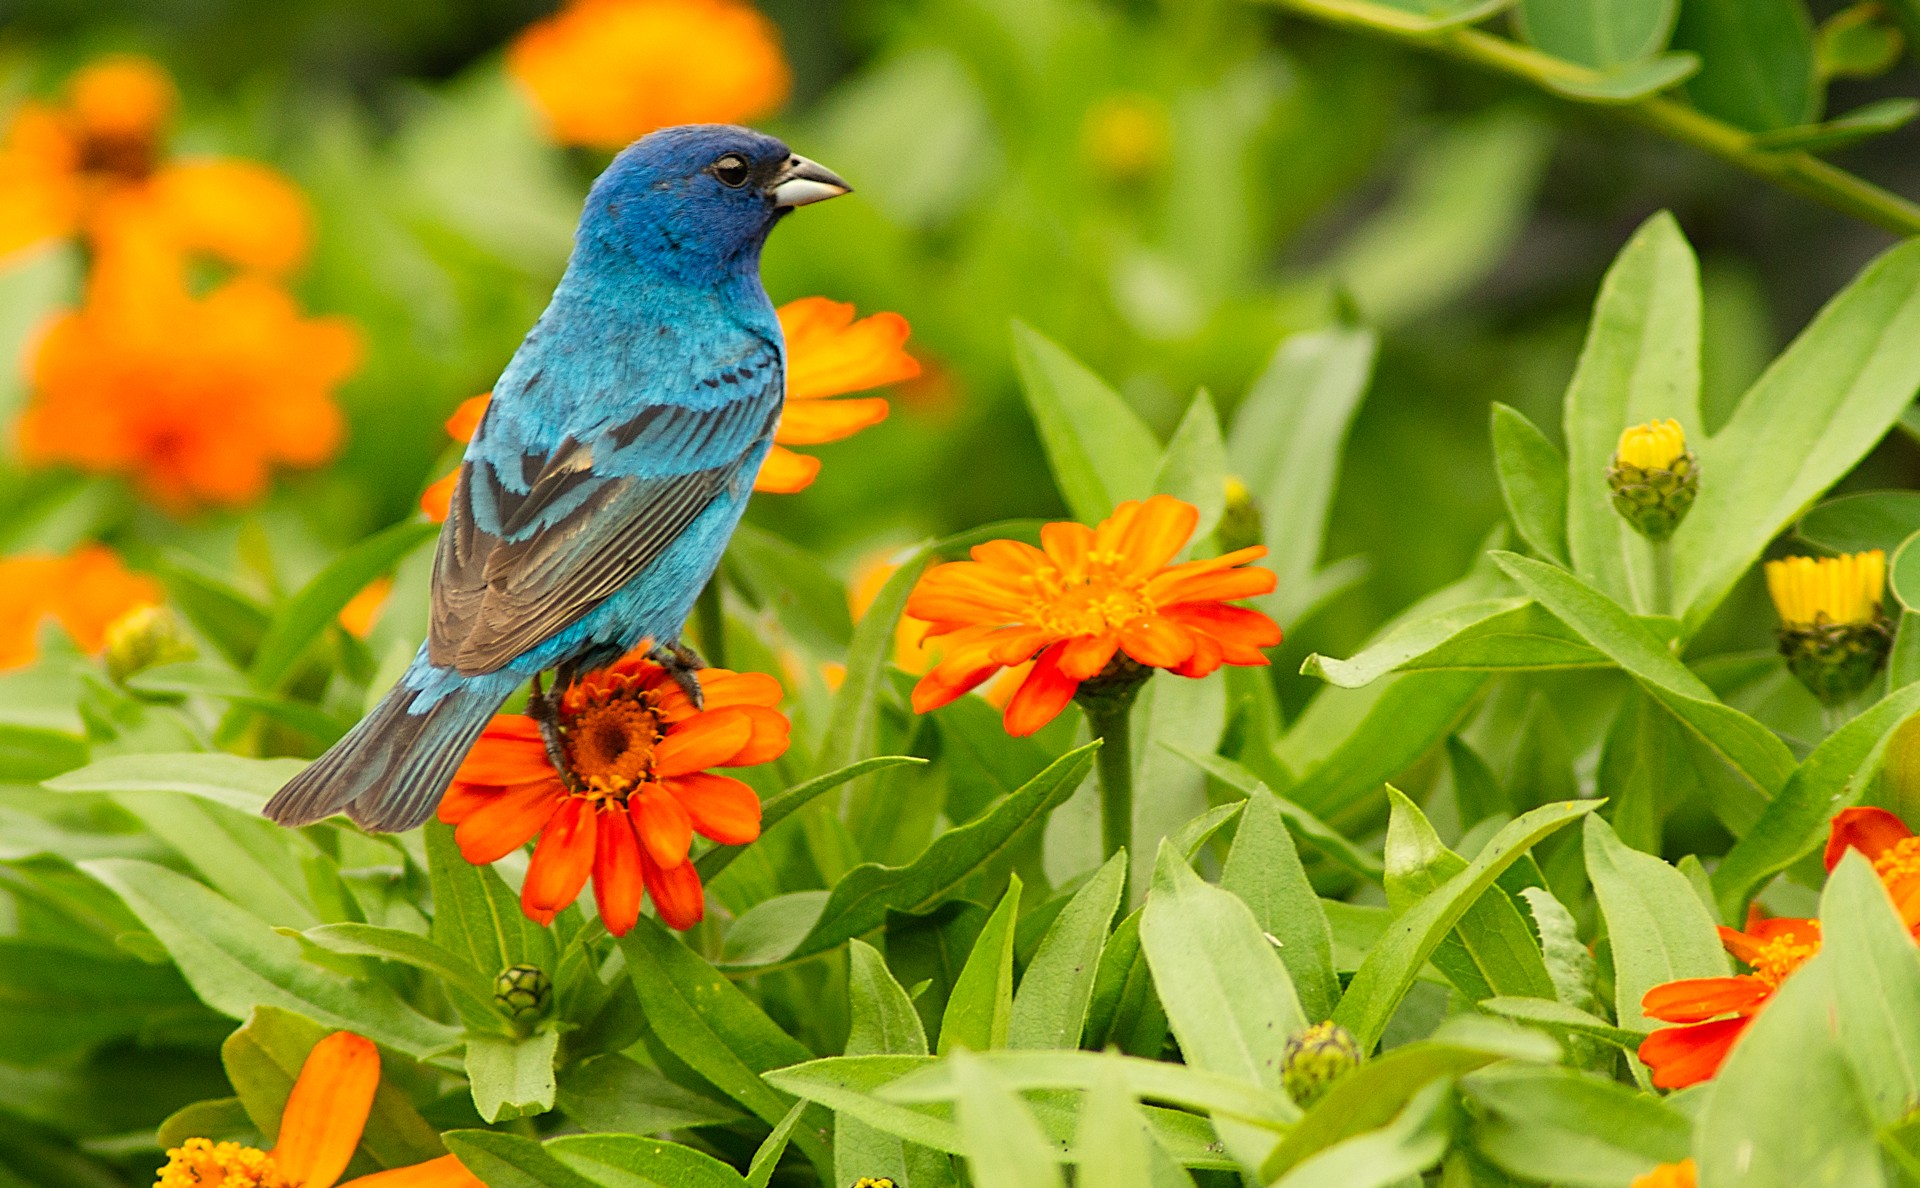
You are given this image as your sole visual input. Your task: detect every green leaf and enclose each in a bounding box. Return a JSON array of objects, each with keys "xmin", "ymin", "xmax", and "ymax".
[
  {"xmin": 467, "ymin": 1029, "xmax": 558, "ymax": 1123},
  {"xmin": 1677, "ymin": 236, "xmax": 1920, "ymax": 630},
  {"xmin": 1071, "ymin": 1059, "xmax": 1158, "ymax": 1188},
  {"xmin": 1493, "ymin": 551, "xmax": 1793, "ymax": 828},
  {"xmin": 555, "ymin": 1054, "xmax": 745, "ymax": 1134},
  {"xmin": 746, "ymin": 1100, "xmax": 807, "ymax": 1188},
  {"xmin": 1271, "ymin": 1077, "xmax": 1455, "ymax": 1188},
  {"xmin": 1672, "ymin": 0, "xmax": 1819, "ymax": 132},
  {"xmin": 1752, "ymin": 98, "xmax": 1920, "ymax": 152},
  {"xmin": 1515, "ymin": 0, "xmax": 1677, "ymax": 66},
  {"xmin": 1894, "ymin": 528, "xmax": 1920, "ymax": 612},
  {"xmin": 1153, "ymin": 390, "xmax": 1228, "ymax": 542},
  {"xmin": 1168, "ymin": 746, "xmax": 1384, "ymax": 880},
  {"xmin": 222, "ymin": 1005, "xmax": 445, "ymax": 1170},
  {"xmin": 819, "ymin": 548, "xmax": 929, "ymax": 776},
  {"xmin": 1696, "ymin": 957, "xmax": 1886, "ymax": 1187},
  {"xmin": 1476, "ymin": 996, "xmax": 1649, "ymax": 1050},
  {"xmin": 1384, "ymin": 789, "xmax": 1555, "ymax": 1002},
  {"xmin": 1282, "ymin": 672, "xmax": 1492, "ymax": 818},
  {"xmin": 444, "ymin": 1131, "xmax": 596, "ymax": 1188},
  {"xmin": 1227, "ymin": 325, "xmax": 1378, "ymax": 623},
  {"xmin": 248, "ymin": 520, "xmax": 437, "ymax": 691},
  {"xmin": 1560, "ymin": 211, "xmax": 1700, "ymax": 613},
  {"xmin": 1297, "ymin": 0, "xmax": 1512, "ymax": 34},
  {"xmin": 1332, "ymin": 800, "xmax": 1599, "ymax": 1051},
  {"xmin": 1711, "ymin": 679, "xmax": 1920, "ymax": 915},
  {"xmin": 44, "ymin": 752, "xmax": 308, "ymax": 814},
  {"xmin": 1221, "ymin": 788, "xmax": 1340, "ymax": 1021},
  {"xmin": 1082, "ymin": 908, "xmax": 1168, "ymax": 1059},
  {"xmin": 952, "ymin": 1051, "xmax": 1067, "ymax": 1188},
  {"xmin": 939, "ymin": 876, "xmax": 1021, "ymax": 1054},
  {"xmin": 80, "ymin": 859, "xmax": 458, "ymax": 1057},
  {"xmin": 1802, "ymin": 491, "xmax": 1920, "ymax": 557},
  {"xmin": 1490, "ymin": 404, "xmax": 1569, "ymax": 566},
  {"xmin": 618, "ymin": 917, "xmax": 833, "ymax": 1181},
  {"xmin": 299, "ymin": 922, "xmax": 495, "ymax": 1023},
  {"xmin": 425, "ymin": 821, "xmax": 555, "ymax": 983},
  {"xmin": 786, "ymin": 744, "xmax": 1096, "ymax": 961},
  {"xmin": 156, "ymin": 1097, "xmax": 254, "ymax": 1151},
  {"xmin": 1012, "ymin": 321, "xmax": 1161, "ymax": 522},
  {"xmin": 0, "ymin": 724, "xmax": 87, "ymax": 783},
  {"xmin": 1262, "ymin": 1018, "xmax": 1556, "ymax": 1181},
  {"xmin": 1820, "ymin": 852, "xmax": 1920, "ymax": 1123},
  {"xmin": 1466, "ymin": 1065, "xmax": 1689, "ymax": 1186},
  {"xmin": 839, "ymin": 940, "xmax": 928, "ymax": 1186},
  {"xmin": 1583, "ymin": 815, "xmax": 1728, "ymax": 1033},
  {"xmin": 157, "ymin": 553, "xmax": 272, "ymax": 669},
  {"xmin": 695, "ymin": 756, "xmax": 925, "ymax": 883},
  {"xmin": 1539, "ymin": 52, "xmax": 1701, "ymax": 102},
  {"xmin": 111, "ymin": 791, "xmax": 321, "ymax": 930},
  {"xmin": 1010, "ymin": 852, "xmax": 1125, "ymax": 1050},
  {"xmin": 1597, "ymin": 689, "xmax": 1695, "ymax": 852},
  {"xmin": 724, "ymin": 522, "xmax": 854, "ymax": 653},
  {"xmin": 0, "ymin": 939, "xmax": 198, "ymax": 1065},
  {"xmin": 1141, "ymin": 843, "xmax": 1303, "ymax": 1169},
  {"xmin": 128, "ymin": 662, "xmax": 346, "ymax": 744},
  {"xmin": 547, "ymin": 1134, "xmax": 749, "ymax": 1188}
]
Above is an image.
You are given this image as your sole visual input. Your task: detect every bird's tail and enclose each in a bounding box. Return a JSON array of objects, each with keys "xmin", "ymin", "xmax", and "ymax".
[{"xmin": 263, "ymin": 680, "xmax": 501, "ymax": 833}]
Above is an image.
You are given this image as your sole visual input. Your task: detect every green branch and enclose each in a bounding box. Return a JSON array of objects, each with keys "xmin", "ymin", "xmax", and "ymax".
[{"xmin": 1260, "ymin": 0, "xmax": 1920, "ymax": 238}]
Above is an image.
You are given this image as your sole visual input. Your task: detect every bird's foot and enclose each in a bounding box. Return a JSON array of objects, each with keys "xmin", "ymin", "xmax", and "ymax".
[
  {"xmin": 526, "ymin": 672, "xmax": 574, "ymax": 786},
  {"xmin": 647, "ymin": 639, "xmax": 708, "ymax": 709}
]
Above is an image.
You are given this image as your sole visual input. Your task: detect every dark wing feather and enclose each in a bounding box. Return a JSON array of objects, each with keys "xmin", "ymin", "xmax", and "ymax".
[{"xmin": 428, "ymin": 390, "xmax": 779, "ymax": 675}]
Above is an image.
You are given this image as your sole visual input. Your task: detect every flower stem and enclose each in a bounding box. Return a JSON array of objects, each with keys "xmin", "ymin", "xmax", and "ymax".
[
  {"xmin": 1081, "ymin": 684, "xmax": 1141, "ymax": 896},
  {"xmin": 1651, "ymin": 538, "xmax": 1674, "ymax": 620},
  {"xmin": 694, "ymin": 577, "xmax": 726, "ymax": 669}
]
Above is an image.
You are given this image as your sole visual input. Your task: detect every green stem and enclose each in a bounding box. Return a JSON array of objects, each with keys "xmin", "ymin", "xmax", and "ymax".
[
  {"xmin": 1650, "ymin": 538, "xmax": 1674, "ymax": 620},
  {"xmin": 1082, "ymin": 687, "xmax": 1140, "ymax": 898},
  {"xmin": 694, "ymin": 577, "xmax": 726, "ymax": 669},
  {"xmin": 1260, "ymin": 0, "xmax": 1920, "ymax": 238},
  {"xmin": 1824, "ymin": 698, "xmax": 1851, "ymax": 738}
]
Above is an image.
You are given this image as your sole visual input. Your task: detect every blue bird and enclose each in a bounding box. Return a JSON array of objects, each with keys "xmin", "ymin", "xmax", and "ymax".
[{"xmin": 264, "ymin": 124, "xmax": 849, "ymax": 832}]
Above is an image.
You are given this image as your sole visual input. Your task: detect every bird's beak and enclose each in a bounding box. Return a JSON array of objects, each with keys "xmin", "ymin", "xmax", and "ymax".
[{"xmin": 770, "ymin": 155, "xmax": 851, "ymax": 208}]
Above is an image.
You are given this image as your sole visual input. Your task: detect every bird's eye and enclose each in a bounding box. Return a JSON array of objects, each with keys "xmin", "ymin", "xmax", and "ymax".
[{"xmin": 711, "ymin": 153, "xmax": 751, "ymax": 188}]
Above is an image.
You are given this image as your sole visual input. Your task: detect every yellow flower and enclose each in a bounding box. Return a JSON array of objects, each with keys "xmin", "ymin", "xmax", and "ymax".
[
  {"xmin": 1614, "ymin": 418, "xmax": 1688, "ymax": 470},
  {"xmin": 1765, "ymin": 550, "xmax": 1886, "ymax": 630},
  {"xmin": 507, "ymin": 0, "xmax": 790, "ymax": 149}
]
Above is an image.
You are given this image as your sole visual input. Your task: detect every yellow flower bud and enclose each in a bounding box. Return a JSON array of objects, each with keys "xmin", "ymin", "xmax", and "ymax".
[
  {"xmin": 1614, "ymin": 419, "xmax": 1688, "ymax": 470},
  {"xmin": 102, "ymin": 603, "xmax": 194, "ymax": 684},
  {"xmin": 1607, "ymin": 419, "xmax": 1698, "ymax": 541},
  {"xmin": 1083, "ymin": 94, "xmax": 1171, "ymax": 181},
  {"xmin": 1765, "ymin": 551, "xmax": 1892, "ymax": 705},
  {"xmin": 1217, "ymin": 473, "xmax": 1263, "ymax": 554}
]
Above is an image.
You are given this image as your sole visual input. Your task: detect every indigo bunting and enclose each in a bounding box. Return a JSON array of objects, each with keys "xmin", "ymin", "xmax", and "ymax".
[{"xmin": 264, "ymin": 125, "xmax": 849, "ymax": 832}]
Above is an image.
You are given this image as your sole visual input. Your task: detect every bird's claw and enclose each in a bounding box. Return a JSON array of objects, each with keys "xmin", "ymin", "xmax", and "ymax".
[
  {"xmin": 648, "ymin": 639, "xmax": 708, "ymax": 709},
  {"xmin": 526, "ymin": 672, "xmax": 573, "ymax": 785}
]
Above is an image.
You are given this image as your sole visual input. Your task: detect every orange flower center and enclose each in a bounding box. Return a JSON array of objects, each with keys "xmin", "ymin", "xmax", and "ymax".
[
  {"xmin": 154, "ymin": 1138, "xmax": 290, "ymax": 1188},
  {"xmin": 1874, "ymin": 836, "xmax": 1920, "ymax": 889},
  {"xmin": 560, "ymin": 681, "xmax": 664, "ymax": 801},
  {"xmin": 1022, "ymin": 558, "xmax": 1154, "ymax": 637},
  {"xmin": 1745, "ymin": 931, "xmax": 1819, "ymax": 988}
]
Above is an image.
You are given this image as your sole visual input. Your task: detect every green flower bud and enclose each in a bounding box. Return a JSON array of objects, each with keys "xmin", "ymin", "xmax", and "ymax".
[
  {"xmin": 1607, "ymin": 419, "xmax": 1698, "ymax": 543},
  {"xmin": 1217, "ymin": 474, "xmax": 1264, "ymax": 555},
  {"xmin": 103, "ymin": 604, "xmax": 195, "ymax": 684},
  {"xmin": 1767, "ymin": 552, "xmax": 1893, "ymax": 706},
  {"xmin": 1283, "ymin": 1020, "xmax": 1361, "ymax": 1108},
  {"xmin": 493, "ymin": 964, "xmax": 551, "ymax": 1023}
]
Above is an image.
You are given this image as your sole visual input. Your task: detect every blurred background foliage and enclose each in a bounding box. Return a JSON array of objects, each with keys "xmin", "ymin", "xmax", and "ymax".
[{"xmin": 11, "ymin": 0, "xmax": 1919, "ymax": 690}]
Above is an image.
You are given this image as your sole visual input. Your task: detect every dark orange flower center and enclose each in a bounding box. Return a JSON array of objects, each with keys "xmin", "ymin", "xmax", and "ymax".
[
  {"xmin": 560, "ymin": 682, "xmax": 664, "ymax": 801},
  {"xmin": 1875, "ymin": 835, "xmax": 1920, "ymax": 888},
  {"xmin": 77, "ymin": 128, "xmax": 157, "ymax": 182},
  {"xmin": 1024, "ymin": 563, "xmax": 1154, "ymax": 637},
  {"xmin": 155, "ymin": 1138, "xmax": 288, "ymax": 1188}
]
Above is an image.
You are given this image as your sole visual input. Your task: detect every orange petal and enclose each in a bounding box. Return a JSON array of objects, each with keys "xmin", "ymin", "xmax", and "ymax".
[
  {"xmin": 592, "ymin": 806, "xmax": 646, "ymax": 938},
  {"xmin": 1161, "ymin": 602, "xmax": 1283, "ymax": 659},
  {"xmin": 664, "ymin": 771, "xmax": 762, "ymax": 845},
  {"xmin": 451, "ymin": 780, "xmax": 564, "ymax": 865},
  {"xmin": 1057, "ymin": 633, "xmax": 1119, "ymax": 681},
  {"xmin": 693, "ymin": 669, "xmax": 784, "ymax": 710},
  {"xmin": 912, "ymin": 636, "xmax": 1011, "ymax": 713},
  {"xmin": 148, "ymin": 159, "xmax": 312, "ymax": 274},
  {"xmin": 1039, "ymin": 520, "xmax": 1094, "ymax": 578},
  {"xmin": 1641, "ymin": 975, "xmax": 1772, "ymax": 1023},
  {"xmin": 774, "ymin": 397, "xmax": 889, "ymax": 446},
  {"xmin": 340, "ymin": 1154, "xmax": 488, "ymax": 1187},
  {"xmin": 718, "ymin": 705, "xmax": 790, "ymax": 766},
  {"xmin": 437, "ymin": 778, "xmax": 498, "ymax": 825},
  {"xmin": 654, "ymin": 708, "xmax": 754, "ymax": 777},
  {"xmin": 420, "ymin": 470, "xmax": 458, "ymax": 524},
  {"xmin": 521, "ymin": 797, "xmax": 595, "ymax": 919},
  {"xmin": 633, "ymin": 787, "xmax": 694, "ymax": 869},
  {"xmin": 1116, "ymin": 495, "xmax": 1198, "ymax": 577},
  {"xmin": 1638, "ymin": 1017, "xmax": 1747, "ymax": 1089},
  {"xmin": 1003, "ymin": 643, "xmax": 1079, "ymax": 737},
  {"xmin": 642, "ymin": 848, "xmax": 706, "ymax": 930},
  {"xmin": 271, "ymin": 1031, "xmax": 379, "ymax": 1188},
  {"xmin": 754, "ymin": 445, "xmax": 820, "ymax": 493},
  {"xmin": 780, "ymin": 300, "xmax": 920, "ymax": 402},
  {"xmin": 445, "ymin": 394, "xmax": 490, "ymax": 442},
  {"xmin": 1118, "ymin": 616, "xmax": 1196, "ymax": 670},
  {"xmin": 1172, "ymin": 630, "xmax": 1226, "ymax": 679},
  {"xmin": 1826, "ymin": 806, "xmax": 1912, "ymax": 871},
  {"xmin": 1150, "ymin": 566, "xmax": 1277, "ymax": 607}
]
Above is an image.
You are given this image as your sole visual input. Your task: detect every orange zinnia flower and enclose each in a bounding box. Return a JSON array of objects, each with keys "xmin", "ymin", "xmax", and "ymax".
[
  {"xmin": 0, "ymin": 544, "xmax": 161, "ymax": 670},
  {"xmin": 508, "ymin": 0, "xmax": 790, "ymax": 149},
  {"xmin": 155, "ymin": 1030, "xmax": 482, "ymax": 1188},
  {"xmin": 438, "ymin": 650, "xmax": 787, "ymax": 935},
  {"xmin": 906, "ymin": 495, "xmax": 1283, "ymax": 737},
  {"xmin": 1825, "ymin": 806, "xmax": 1920, "ymax": 930},
  {"xmin": 0, "ymin": 56, "xmax": 309, "ymax": 271},
  {"xmin": 17, "ymin": 224, "xmax": 359, "ymax": 512},
  {"xmin": 418, "ymin": 299, "xmax": 917, "ymax": 520},
  {"xmin": 1631, "ymin": 1160, "xmax": 1695, "ymax": 1188},
  {"xmin": 1637, "ymin": 911, "xmax": 1820, "ymax": 1089}
]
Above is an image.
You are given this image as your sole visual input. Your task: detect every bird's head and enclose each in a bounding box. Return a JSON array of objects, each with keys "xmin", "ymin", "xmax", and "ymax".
[{"xmin": 581, "ymin": 124, "xmax": 849, "ymax": 284}]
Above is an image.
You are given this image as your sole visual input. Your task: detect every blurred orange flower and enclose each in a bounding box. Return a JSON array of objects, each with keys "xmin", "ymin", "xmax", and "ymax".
[
  {"xmin": 1631, "ymin": 1161, "xmax": 1695, "ymax": 1188},
  {"xmin": 0, "ymin": 56, "xmax": 310, "ymax": 272},
  {"xmin": 907, "ymin": 496, "xmax": 1283, "ymax": 736},
  {"xmin": 419, "ymin": 299, "xmax": 916, "ymax": 520},
  {"xmin": 0, "ymin": 544, "xmax": 161, "ymax": 670},
  {"xmin": 155, "ymin": 1030, "xmax": 483, "ymax": 1188},
  {"xmin": 339, "ymin": 577, "xmax": 393, "ymax": 640},
  {"xmin": 508, "ymin": 0, "xmax": 791, "ymax": 149},
  {"xmin": 17, "ymin": 226, "xmax": 359, "ymax": 512},
  {"xmin": 439, "ymin": 650, "xmax": 787, "ymax": 935}
]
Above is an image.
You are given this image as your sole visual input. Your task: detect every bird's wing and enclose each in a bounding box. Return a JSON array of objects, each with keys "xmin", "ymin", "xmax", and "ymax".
[{"xmin": 428, "ymin": 361, "xmax": 782, "ymax": 676}]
